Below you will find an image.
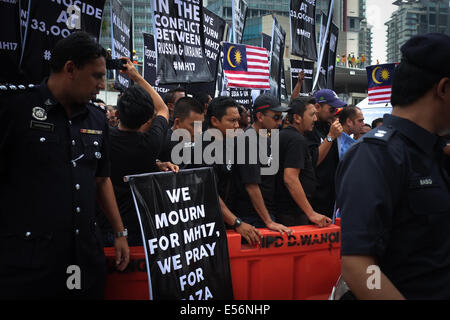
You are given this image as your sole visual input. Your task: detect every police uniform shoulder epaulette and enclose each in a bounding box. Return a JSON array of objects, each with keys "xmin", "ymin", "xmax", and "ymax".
[
  {"xmin": 88, "ymin": 101, "xmax": 107, "ymax": 114},
  {"xmin": 361, "ymin": 126, "xmax": 396, "ymax": 144},
  {"xmin": 0, "ymin": 83, "xmax": 39, "ymax": 96}
]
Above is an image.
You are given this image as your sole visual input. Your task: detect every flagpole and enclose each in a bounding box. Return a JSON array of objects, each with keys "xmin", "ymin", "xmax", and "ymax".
[
  {"xmin": 312, "ymin": 0, "xmax": 334, "ymax": 91},
  {"xmin": 302, "ymin": 56, "xmax": 306, "ymax": 94},
  {"xmin": 317, "ymin": 14, "xmax": 324, "ymax": 62}
]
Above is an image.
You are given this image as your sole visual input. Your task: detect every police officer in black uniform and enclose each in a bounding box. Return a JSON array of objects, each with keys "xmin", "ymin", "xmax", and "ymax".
[
  {"xmin": 0, "ymin": 32, "xmax": 129, "ymax": 299},
  {"xmin": 336, "ymin": 33, "xmax": 450, "ymax": 299}
]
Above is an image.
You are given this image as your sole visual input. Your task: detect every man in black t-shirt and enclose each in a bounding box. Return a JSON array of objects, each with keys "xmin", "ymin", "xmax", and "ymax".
[
  {"xmin": 99, "ymin": 62, "xmax": 176, "ymax": 246},
  {"xmin": 304, "ymin": 89, "xmax": 346, "ymax": 218},
  {"xmin": 205, "ymin": 96, "xmax": 262, "ymax": 246},
  {"xmin": 159, "ymin": 96, "xmax": 204, "ymax": 168},
  {"xmin": 275, "ymin": 96, "xmax": 332, "ymax": 227},
  {"xmin": 233, "ymin": 94, "xmax": 292, "ymax": 235}
]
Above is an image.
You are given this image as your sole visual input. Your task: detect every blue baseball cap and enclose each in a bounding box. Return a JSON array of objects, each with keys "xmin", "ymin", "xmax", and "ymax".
[{"xmin": 313, "ymin": 89, "xmax": 347, "ymax": 108}]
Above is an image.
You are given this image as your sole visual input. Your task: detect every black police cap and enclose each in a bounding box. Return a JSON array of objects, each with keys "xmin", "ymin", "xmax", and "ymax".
[{"xmin": 400, "ymin": 33, "xmax": 450, "ymax": 77}]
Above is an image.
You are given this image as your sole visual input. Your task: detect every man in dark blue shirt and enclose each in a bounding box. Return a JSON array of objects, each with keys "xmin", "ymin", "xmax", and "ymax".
[
  {"xmin": 336, "ymin": 33, "xmax": 450, "ymax": 299},
  {"xmin": 0, "ymin": 32, "xmax": 129, "ymax": 299}
]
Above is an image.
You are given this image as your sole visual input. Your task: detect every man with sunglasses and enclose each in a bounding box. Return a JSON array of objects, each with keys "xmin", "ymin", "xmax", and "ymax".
[
  {"xmin": 304, "ymin": 89, "xmax": 346, "ymax": 218},
  {"xmin": 232, "ymin": 94, "xmax": 292, "ymax": 234}
]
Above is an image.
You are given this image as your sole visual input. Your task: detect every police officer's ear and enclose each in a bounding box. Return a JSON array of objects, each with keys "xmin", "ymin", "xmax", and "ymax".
[
  {"xmin": 436, "ymin": 77, "xmax": 450, "ymax": 102},
  {"xmin": 64, "ymin": 60, "xmax": 77, "ymax": 78}
]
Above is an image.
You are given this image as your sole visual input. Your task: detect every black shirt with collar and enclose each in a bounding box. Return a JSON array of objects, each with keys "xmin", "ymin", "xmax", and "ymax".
[
  {"xmin": 304, "ymin": 121, "xmax": 339, "ymax": 217},
  {"xmin": 232, "ymin": 126, "xmax": 276, "ymax": 227},
  {"xmin": 159, "ymin": 127, "xmax": 199, "ymax": 169},
  {"xmin": 275, "ymin": 126, "xmax": 317, "ymax": 226},
  {"xmin": 204, "ymin": 137, "xmax": 236, "ymax": 208},
  {"xmin": 336, "ymin": 114, "xmax": 450, "ymax": 299},
  {"xmin": 0, "ymin": 80, "xmax": 110, "ymax": 298},
  {"xmin": 160, "ymin": 129, "xmax": 236, "ymax": 210},
  {"xmin": 98, "ymin": 116, "xmax": 168, "ymax": 247}
]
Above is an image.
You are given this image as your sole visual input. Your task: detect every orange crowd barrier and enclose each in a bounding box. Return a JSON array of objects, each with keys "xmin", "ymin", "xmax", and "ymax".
[{"xmin": 104, "ymin": 224, "xmax": 341, "ymax": 300}]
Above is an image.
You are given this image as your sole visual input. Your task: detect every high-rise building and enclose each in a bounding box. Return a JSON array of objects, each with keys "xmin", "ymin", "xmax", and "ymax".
[
  {"xmin": 340, "ymin": 0, "xmax": 371, "ymax": 65},
  {"xmin": 100, "ymin": 0, "xmax": 153, "ymax": 64},
  {"xmin": 386, "ymin": 0, "xmax": 450, "ymax": 63}
]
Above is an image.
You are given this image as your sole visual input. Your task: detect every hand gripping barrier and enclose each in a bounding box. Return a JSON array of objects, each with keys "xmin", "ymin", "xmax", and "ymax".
[{"xmin": 104, "ymin": 224, "xmax": 341, "ymax": 300}]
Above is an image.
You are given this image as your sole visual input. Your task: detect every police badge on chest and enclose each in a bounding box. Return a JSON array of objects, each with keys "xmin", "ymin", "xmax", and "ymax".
[{"xmin": 32, "ymin": 107, "xmax": 47, "ymax": 121}]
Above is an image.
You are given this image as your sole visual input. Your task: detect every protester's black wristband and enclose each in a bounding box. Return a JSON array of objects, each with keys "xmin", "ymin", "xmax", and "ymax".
[{"xmin": 232, "ymin": 218, "xmax": 242, "ymax": 229}]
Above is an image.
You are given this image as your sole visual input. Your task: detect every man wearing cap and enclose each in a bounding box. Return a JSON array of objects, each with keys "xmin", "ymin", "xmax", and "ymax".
[
  {"xmin": 275, "ymin": 96, "xmax": 332, "ymax": 227},
  {"xmin": 337, "ymin": 33, "xmax": 450, "ymax": 299},
  {"xmin": 232, "ymin": 94, "xmax": 292, "ymax": 234},
  {"xmin": 304, "ymin": 89, "xmax": 345, "ymax": 218}
]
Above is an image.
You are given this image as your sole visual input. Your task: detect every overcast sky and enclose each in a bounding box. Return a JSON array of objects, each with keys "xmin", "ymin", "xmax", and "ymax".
[{"xmin": 366, "ymin": 0, "xmax": 397, "ymax": 63}]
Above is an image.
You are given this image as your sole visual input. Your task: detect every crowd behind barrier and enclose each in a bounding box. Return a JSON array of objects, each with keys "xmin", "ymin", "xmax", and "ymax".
[{"xmin": 1, "ymin": 31, "xmax": 450, "ymax": 300}]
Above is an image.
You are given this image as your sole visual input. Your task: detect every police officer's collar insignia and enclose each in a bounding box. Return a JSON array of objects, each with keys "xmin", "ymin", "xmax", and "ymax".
[
  {"xmin": 374, "ymin": 129, "xmax": 387, "ymax": 138},
  {"xmin": 226, "ymin": 159, "xmax": 232, "ymax": 171},
  {"xmin": 44, "ymin": 98, "xmax": 56, "ymax": 106},
  {"xmin": 32, "ymin": 107, "xmax": 47, "ymax": 121}
]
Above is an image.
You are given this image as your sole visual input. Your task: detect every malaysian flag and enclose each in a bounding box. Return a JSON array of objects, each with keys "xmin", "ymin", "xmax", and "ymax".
[
  {"xmin": 366, "ymin": 63, "xmax": 396, "ymax": 104},
  {"xmin": 223, "ymin": 42, "xmax": 270, "ymax": 90}
]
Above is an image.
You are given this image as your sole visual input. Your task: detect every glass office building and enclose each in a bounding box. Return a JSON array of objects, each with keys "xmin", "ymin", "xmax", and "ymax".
[{"xmin": 386, "ymin": 0, "xmax": 450, "ymax": 63}]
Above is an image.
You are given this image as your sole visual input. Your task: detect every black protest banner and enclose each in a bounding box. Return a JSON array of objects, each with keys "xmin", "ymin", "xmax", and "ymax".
[
  {"xmin": 143, "ymin": 32, "xmax": 179, "ymax": 95},
  {"xmin": 290, "ymin": 59, "xmax": 314, "ymax": 94},
  {"xmin": 127, "ymin": 168, "xmax": 234, "ymax": 300},
  {"xmin": 110, "ymin": 0, "xmax": 132, "ymax": 91},
  {"xmin": 326, "ymin": 23, "xmax": 339, "ymax": 90},
  {"xmin": 289, "ymin": 0, "xmax": 317, "ymax": 61},
  {"xmin": 228, "ymin": 88, "xmax": 253, "ymax": 110},
  {"xmin": 261, "ymin": 33, "xmax": 271, "ymax": 52},
  {"xmin": 269, "ymin": 16, "xmax": 286, "ymax": 101},
  {"xmin": 0, "ymin": 0, "xmax": 21, "ymax": 84},
  {"xmin": 185, "ymin": 8, "xmax": 226, "ymax": 98},
  {"xmin": 152, "ymin": 0, "xmax": 213, "ymax": 84},
  {"xmin": 232, "ymin": 0, "xmax": 248, "ymax": 43},
  {"xmin": 18, "ymin": 0, "xmax": 105, "ymax": 84}
]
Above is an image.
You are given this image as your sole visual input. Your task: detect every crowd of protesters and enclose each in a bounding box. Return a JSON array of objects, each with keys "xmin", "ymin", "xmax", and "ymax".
[
  {"xmin": 1, "ymin": 31, "xmax": 449, "ymax": 300},
  {"xmin": 96, "ymin": 60, "xmax": 388, "ymax": 247}
]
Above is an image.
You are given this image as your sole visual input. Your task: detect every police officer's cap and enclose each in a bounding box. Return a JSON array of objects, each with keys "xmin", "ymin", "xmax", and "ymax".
[{"xmin": 401, "ymin": 33, "xmax": 450, "ymax": 77}]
